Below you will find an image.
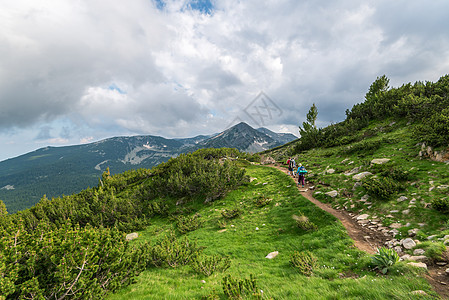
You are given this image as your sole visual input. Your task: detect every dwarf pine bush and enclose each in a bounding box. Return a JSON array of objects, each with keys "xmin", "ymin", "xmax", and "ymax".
[
  {"xmin": 190, "ymin": 255, "xmax": 231, "ymax": 276},
  {"xmin": 222, "ymin": 274, "xmax": 261, "ymax": 300},
  {"xmin": 176, "ymin": 214, "xmax": 203, "ymax": 234},
  {"xmin": 148, "ymin": 232, "xmax": 204, "ymax": 268},
  {"xmin": 362, "ymin": 177, "xmax": 403, "ymax": 199},
  {"xmin": 290, "ymin": 251, "xmax": 318, "ymax": 276},
  {"xmin": 292, "ymin": 213, "xmax": 318, "ymax": 231},
  {"xmin": 221, "ymin": 208, "xmax": 242, "ymax": 219}
]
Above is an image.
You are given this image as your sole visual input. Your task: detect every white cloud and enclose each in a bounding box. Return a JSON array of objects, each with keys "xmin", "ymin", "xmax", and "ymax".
[{"xmin": 1, "ymin": 0, "xmax": 449, "ymax": 160}]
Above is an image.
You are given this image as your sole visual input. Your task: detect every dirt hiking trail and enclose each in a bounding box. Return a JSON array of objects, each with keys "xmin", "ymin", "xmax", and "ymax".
[{"xmin": 272, "ymin": 164, "xmax": 449, "ymax": 299}]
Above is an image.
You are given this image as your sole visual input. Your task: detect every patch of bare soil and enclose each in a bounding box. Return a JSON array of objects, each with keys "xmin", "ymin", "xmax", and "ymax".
[{"xmin": 271, "ymin": 164, "xmax": 449, "ymax": 299}]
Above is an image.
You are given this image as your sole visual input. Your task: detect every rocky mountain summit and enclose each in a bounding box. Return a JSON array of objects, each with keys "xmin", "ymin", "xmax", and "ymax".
[{"xmin": 0, "ymin": 122, "xmax": 296, "ymax": 213}]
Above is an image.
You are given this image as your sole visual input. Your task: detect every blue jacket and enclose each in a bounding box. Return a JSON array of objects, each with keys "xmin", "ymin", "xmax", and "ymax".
[{"xmin": 297, "ymin": 166, "xmax": 307, "ymax": 175}]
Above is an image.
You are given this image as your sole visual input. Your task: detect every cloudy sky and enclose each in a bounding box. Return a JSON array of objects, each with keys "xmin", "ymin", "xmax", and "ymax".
[{"xmin": 1, "ymin": 0, "xmax": 449, "ymax": 161}]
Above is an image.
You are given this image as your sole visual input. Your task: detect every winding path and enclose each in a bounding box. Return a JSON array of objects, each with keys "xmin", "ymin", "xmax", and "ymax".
[{"xmin": 271, "ymin": 164, "xmax": 449, "ymax": 299}]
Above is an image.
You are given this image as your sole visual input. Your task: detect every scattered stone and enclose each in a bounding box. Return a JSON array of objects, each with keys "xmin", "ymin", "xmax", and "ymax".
[
  {"xmin": 371, "ymin": 158, "xmax": 391, "ymax": 165},
  {"xmin": 389, "ymin": 223, "xmax": 402, "ymax": 229},
  {"xmin": 265, "ymin": 251, "xmax": 279, "ymax": 259},
  {"xmin": 394, "ymin": 246, "xmax": 403, "ymax": 253},
  {"xmin": 385, "ymin": 214, "xmax": 394, "ymax": 218},
  {"xmin": 389, "ymin": 210, "xmax": 399, "ymax": 213},
  {"xmin": 325, "ymin": 190, "xmax": 338, "ymax": 198},
  {"xmin": 437, "ymin": 185, "xmax": 449, "ymax": 189},
  {"xmin": 400, "ymin": 254, "xmax": 411, "ymax": 261},
  {"xmin": 427, "ymin": 235, "xmax": 437, "ymax": 240},
  {"xmin": 353, "ymin": 172, "xmax": 373, "ymax": 181},
  {"xmin": 411, "ymin": 290, "xmax": 428, "ymax": 296},
  {"xmin": 413, "ymin": 249, "xmax": 425, "ymax": 255},
  {"xmin": 418, "ymin": 223, "xmax": 426, "ymax": 227},
  {"xmin": 436, "ymin": 262, "xmax": 447, "ymax": 266},
  {"xmin": 402, "ymin": 238, "xmax": 416, "ymax": 249},
  {"xmin": 361, "ymin": 194, "xmax": 369, "ymax": 202},
  {"xmin": 390, "ymin": 229, "xmax": 399, "ymax": 235},
  {"xmin": 446, "ymin": 268, "xmax": 449, "ymax": 276},
  {"xmin": 407, "ymin": 262, "xmax": 427, "ymax": 269},
  {"xmin": 407, "ymin": 256, "xmax": 427, "ymax": 262},
  {"xmin": 256, "ymin": 227, "xmax": 259, "ymax": 231},
  {"xmin": 402, "ymin": 209, "xmax": 410, "ymax": 215},
  {"xmin": 201, "ymin": 280, "xmax": 206, "ymax": 283},
  {"xmin": 326, "ymin": 168, "xmax": 335, "ymax": 174},
  {"xmin": 357, "ymin": 214, "xmax": 370, "ymax": 220},
  {"xmin": 397, "ymin": 196, "xmax": 408, "ymax": 202},
  {"xmin": 352, "ymin": 181, "xmax": 362, "ymax": 190},
  {"xmin": 218, "ymin": 229, "xmax": 227, "ymax": 233},
  {"xmin": 125, "ymin": 232, "xmax": 138, "ymax": 241}
]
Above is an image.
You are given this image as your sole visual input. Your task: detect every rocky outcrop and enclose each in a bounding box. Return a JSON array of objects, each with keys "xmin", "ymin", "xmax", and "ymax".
[{"xmin": 418, "ymin": 143, "xmax": 449, "ymax": 163}]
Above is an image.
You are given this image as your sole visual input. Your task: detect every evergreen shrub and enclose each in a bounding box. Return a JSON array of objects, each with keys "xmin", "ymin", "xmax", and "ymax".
[
  {"xmin": 221, "ymin": 208, "xmax": 242, "ymax": 219},
  {"xmin": 292, "ymin": 213, "xmax": 318, "ymax": 231},
  {"xmin": 148, "ymin": 232, "xmax": 204, "ymax": 268},
  {"xmin": 176, "ymin": 214, "xmax": 203, "ymax": 234},
  {"xmin": 431, "ymin": 198, "xmax": 449, "ymax": 213},
  {"xmin": 362, "ymin": 177, "xmax": 403, "ymax": 199},
  {"xmin": 290, "ymin": 251, "xmax": 318, "ymax": 276},
  {"xmin": 190, "ymin": 255, "xmax": 231, "ymax": 276},
  {"xmin": 222, "ymin": 274, "xmax": 261, "ymax": 299}
]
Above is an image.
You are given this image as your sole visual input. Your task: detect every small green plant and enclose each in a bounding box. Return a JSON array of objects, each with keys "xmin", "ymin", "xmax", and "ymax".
[
  {"xmin": 292, "ymin": 213, "xmax": 318, "ymax": 231},
  {"xmin": 221, "ymin": 208, "xmax": 242, "ymax": 219},
  {"xmin": 418, "ymin": 241, "xmax": 447, "ymax": 261},
  {"xmin": 222, "ymin": 274, "xmax": 261, "ymax": 300},
  {"xmin": 147, "ymin": 200, "xmax": 169, "ymax": 216},
  {"xmin": 217, "ymin": 219, "xmax": 227, "ymax": 228},
  {"xmin": 362, "ymin": 177, "xmax": 403, "ymax": 199},
  {"xmin": 148, "ymin": 232, "xmax": 204, "ymax": 268},
  {"xmin": 290, "ymin": 251, "xmax": 318, "ymax": 276},
  {"xmin": 190, "ymin": 255, "xmax": 231, "ymax": 276},
  {"xmin": 176, "ymin": 214, "xmax": 203, "ymax": 234},
  {"xmin": 431, "ymin": 197, "xmax": 449, "ymax": 212},
  {"xmin": 371, "ymin": 247, "xmax": 400, "ymax": 274},
  {"xmin": 254, "ymin": 195, "xmax": 272, "ymax": 207}
]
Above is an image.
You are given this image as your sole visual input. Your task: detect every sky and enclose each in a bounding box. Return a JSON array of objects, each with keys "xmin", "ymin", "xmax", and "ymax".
[{"xmin": 1, "ymin": 0, "xmax": 449, "ymax": 161}]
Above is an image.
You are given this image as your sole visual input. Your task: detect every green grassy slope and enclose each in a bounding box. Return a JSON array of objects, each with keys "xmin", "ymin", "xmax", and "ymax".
[
  {"xmin": 109, "ymin": 164, "xmax": 435, "ymax": 299},
  {"xmin": 267, "ymin": 118, "xmax": 449, "ymax": 241}
]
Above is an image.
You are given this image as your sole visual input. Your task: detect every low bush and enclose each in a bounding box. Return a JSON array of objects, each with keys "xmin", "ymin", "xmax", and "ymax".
[
  {"xmin": 418, "ymin": 241, "xmax": 447, "ymax": 261},
  {"xmin": 221, "ymin": 208, "xmax": 242, "ymax": 219},
  {"xmin": 147, "ymin": 200, "xmax": 170, "ymax": 217},
  {"xmin": 176, "ymin": 214, "xmax": 203, "ymax": 234},
  {"xmin": 190, "ymin": 255, "xmax": 231, "ymax": 276},
  {"xmin": 292, "ymin": 213, "xmax": 318, "ymax": 231},
  {"xmin": 371, "ymin": 247, "xmax": 400, "ymax": 274},
  {"xmin": 254, "ymin": 195, "xmax": 272, "ymax": 207},
  {"xmin": 148, "ymin": 232, "xmax": 204, "ymax": 268},
  {"xmin": 222, "ymin": 274, "xmax": 261, "ymax": 299},
  {"xmin": 431, "ymin": 197, "xmax": 449, "ymax": 213},
  {"xmin": 362, "ymin": 177, "xmax": 403, "ymax": 199},
  {"xmin": 290, "ymin": 251, "xmax": 318, "ymax": 276},
  {"xmin": 0, "ymin": 221, "xmax": 149, "ymax": 299}
]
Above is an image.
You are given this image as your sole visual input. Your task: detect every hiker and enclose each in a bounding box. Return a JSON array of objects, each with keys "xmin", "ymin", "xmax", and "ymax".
[
  {"xmin": 287, "ymin": 157, "xmax": 292, "ymax": 175},
  {"xmin": 290, "ymin": 158, "xmax": 296, "ymax": 177},
  {"xmin": 297, "ymin": 164, "xmax": 308, "ymax": 187}
]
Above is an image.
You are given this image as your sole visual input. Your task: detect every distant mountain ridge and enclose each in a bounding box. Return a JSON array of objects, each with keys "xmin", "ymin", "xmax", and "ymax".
[{"xmin": 0, "ymin": 122, "xmax": 296, "ymax": 213}]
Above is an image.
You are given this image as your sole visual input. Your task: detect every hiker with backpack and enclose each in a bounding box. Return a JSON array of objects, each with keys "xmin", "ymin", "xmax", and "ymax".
[
  {"xmin": 287, "ymin": 158, "xmax": 292, "ymax": 175},
  {"xmin": 290, "ymin": 158, "xmax": 296, "ymax": 177},
  {"xmin": 297, "ymin": 164, "xmax": 308, "ymax": 187}
]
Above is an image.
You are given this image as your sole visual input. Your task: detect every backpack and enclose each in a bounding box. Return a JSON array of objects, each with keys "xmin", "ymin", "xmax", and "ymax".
[{"xmin": 298, "ymin": 166, "xmax": 308, "ymax": 175}]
